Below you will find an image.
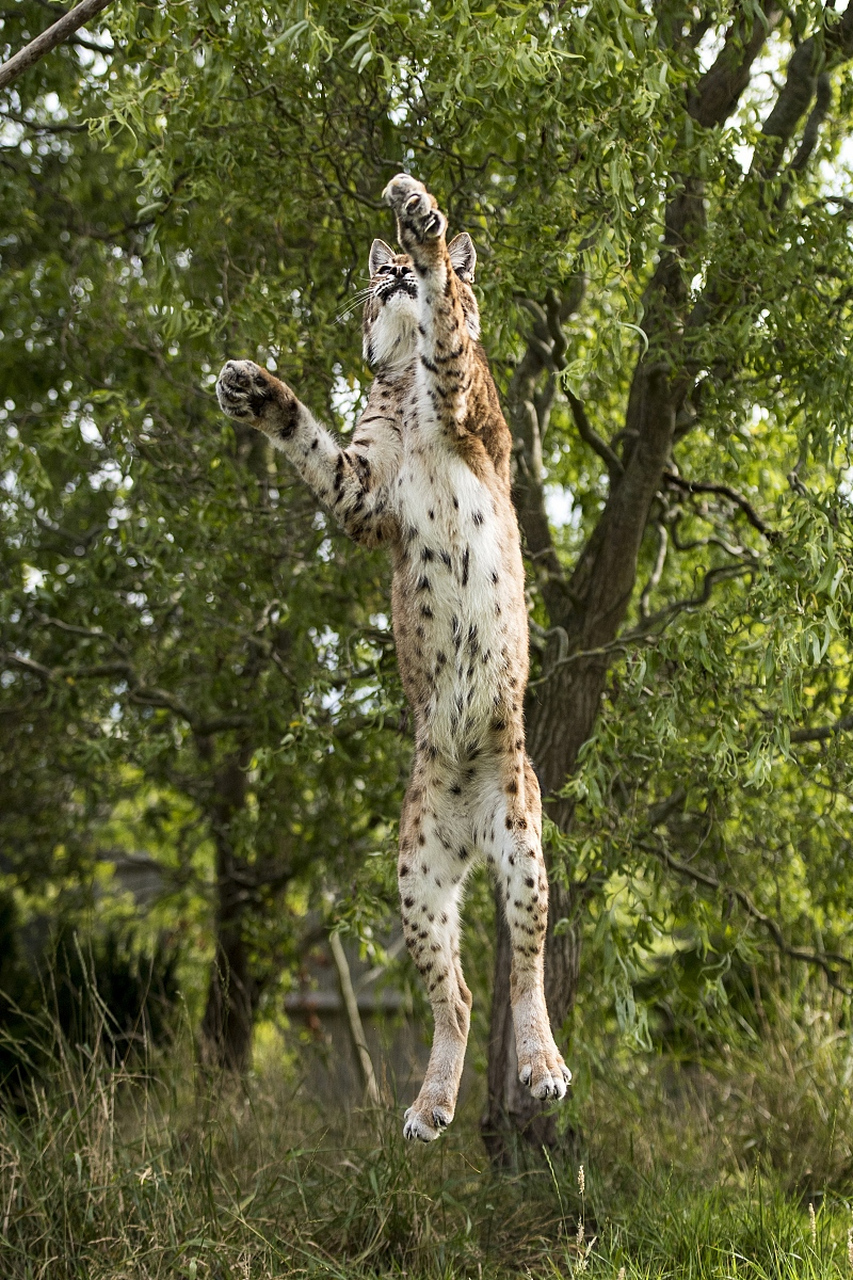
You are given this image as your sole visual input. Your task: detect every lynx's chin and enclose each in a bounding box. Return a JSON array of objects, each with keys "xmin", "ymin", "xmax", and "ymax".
[{"xmin": 363, "ymin": 294, "xmax": 419, "ymax": 371}]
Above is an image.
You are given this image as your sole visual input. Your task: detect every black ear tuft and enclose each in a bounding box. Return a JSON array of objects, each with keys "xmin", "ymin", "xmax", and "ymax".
[
  {"xmin": 369, "ymin": 238, "xmax": 396, "ymax": 277},
  {"xmin": 448, "ymin": 233, "xmax": 476, "ymax": 282}
]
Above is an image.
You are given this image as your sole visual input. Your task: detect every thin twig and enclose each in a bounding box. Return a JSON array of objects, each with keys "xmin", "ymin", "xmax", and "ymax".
[
  {"xmin": 528, "ymin": 564, "xmax": 751, "ymax": 686},
  {"xmin": 789, "ymin": 713, "xmax": 853, "ymax": 744},
  {"xmin": 328, "ymin": 931, "xmax": 382, "ymax": 1107},
  {"xmin": 639, "ymin": 521, "xmax": 669, "ymax": 619}
]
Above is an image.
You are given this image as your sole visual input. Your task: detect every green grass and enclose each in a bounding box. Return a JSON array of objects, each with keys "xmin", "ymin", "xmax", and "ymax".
[{"xmin": 1, "ymin": 1033, "xmax": 853, "ymax": 1279}]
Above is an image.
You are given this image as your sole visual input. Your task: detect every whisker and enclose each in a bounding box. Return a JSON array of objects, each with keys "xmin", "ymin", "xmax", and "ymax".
[{"xmin": 335, "ymin": 287, "xmax": 374, "ymax": 323}]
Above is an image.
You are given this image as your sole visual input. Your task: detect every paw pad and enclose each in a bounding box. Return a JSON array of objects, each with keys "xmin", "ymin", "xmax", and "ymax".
[
  {"xmin": 382, "ymin": 173, "xmax": 446, "ymax": 244},
  {"xmin": 216, "ymin": 360, "xmax": 273, "ymax": 422},
  {"xmin": 402, "ymin": 1102, "xmax": 453, "ymax": 1142}
]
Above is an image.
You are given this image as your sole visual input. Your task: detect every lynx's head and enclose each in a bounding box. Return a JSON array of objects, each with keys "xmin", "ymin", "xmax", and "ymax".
[{"xmin": 361, "ymin": 234, "xmax": 479, "ymax": 371}]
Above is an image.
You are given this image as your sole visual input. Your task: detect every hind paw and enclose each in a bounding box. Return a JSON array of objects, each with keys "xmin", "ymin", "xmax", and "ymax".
[
  {"xmin": 518, "ymin": 1048, "xmax": 572, "ymax": 1101},
  {"xmin": 402, "ymin": 1102, "xmax": 453, "ymax": 1143}
]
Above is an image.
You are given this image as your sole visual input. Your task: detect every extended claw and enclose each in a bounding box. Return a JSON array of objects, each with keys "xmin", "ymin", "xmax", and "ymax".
[
  {"xmin": 382, "ymin": 173, "xmax": 446, "ymax": 243},
  {"xmin": 402, "ymin": 1103, "xmax": 452, "ymax": 1142},
  {"xmin": 518, "ymin": 1051, "xmax": 572, "ymax": 1101}
]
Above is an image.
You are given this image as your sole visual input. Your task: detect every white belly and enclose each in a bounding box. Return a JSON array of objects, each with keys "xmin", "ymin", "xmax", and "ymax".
[{"xmin": 394, "ymin": 445, "xmax": 522, "ymax": 756}]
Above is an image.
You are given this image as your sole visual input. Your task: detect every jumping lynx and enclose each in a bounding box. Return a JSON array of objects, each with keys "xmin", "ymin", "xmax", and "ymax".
[{"xmin": 216, "ymin": 175, "xmax": 570, "ymax": 1141}]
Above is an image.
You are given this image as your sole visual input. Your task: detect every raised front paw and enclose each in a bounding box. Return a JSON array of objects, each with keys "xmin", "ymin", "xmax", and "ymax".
[
  {"xmin": 382, "ymin": 174, "xmax": 447, "ymax": 245},
  {"xmin": 216, "ymin": 359, "xmax": 274, "ymax": 420},
  {"xmin": 518, "ymin": 1045, "xmax": 572, "ymax": 1102},
  {"xmin": 215, "ymin": 359, "xmax": 299, "ymax": 438}
]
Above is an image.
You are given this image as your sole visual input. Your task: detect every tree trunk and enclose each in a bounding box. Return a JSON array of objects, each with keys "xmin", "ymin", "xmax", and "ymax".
[
  {"xmin": 484, "ymin": 364, "xmax": 677, "ymax": 1159},
  {"xmin": 200, "ymin": 752, "xmax": 258, "ymax": 1073}
]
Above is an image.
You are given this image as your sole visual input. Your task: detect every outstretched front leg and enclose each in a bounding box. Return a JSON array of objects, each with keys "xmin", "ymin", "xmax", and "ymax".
[
  {"xmin": 382, "ymin": 174, "xmax": 479, "ymax": 436},
  {"xmin": 216, "ymin": 360, "xmax": 400, "ymax": 549}
]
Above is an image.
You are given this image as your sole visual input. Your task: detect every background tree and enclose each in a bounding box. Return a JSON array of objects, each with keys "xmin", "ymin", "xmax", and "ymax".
[{"xmin": 1, "ymin": 0, "xmax": 851, "ymax": 1159}]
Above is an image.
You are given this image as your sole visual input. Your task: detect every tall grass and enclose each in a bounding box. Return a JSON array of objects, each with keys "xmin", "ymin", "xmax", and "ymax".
[{"xmin": 2, "ymin": 1005, "xmax": 853, "ymax": 1279}]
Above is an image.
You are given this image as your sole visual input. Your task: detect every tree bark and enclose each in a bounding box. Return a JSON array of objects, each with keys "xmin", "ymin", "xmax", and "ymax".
[
  {"xmin": 0, "ymin": 0, "xmax": 114, "ymax": 92},
  {"xmin": 200, "ymin": 751, "xmax": 258, "ymax": 1073}
]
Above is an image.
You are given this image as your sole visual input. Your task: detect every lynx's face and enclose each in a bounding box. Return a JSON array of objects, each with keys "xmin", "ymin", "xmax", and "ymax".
[{"xmin": 362, "ymin": 235, "xmax": 480, "ymax": 371}]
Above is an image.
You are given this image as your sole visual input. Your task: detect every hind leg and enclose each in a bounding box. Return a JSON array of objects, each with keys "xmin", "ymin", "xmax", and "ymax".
[
  {"xmin": 479, "ymin": 759, "xmax": 571, "ymax": 1100},
  {"xmin": 398, "ymin": 772, "xmax": 475, "ymax": 1141}
]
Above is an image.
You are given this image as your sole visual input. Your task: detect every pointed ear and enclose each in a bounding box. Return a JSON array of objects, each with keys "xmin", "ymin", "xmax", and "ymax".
[
  {"xmin": 448, "ymin": 232, "xmax": 476, "ymax": 283},
  {"xmin": 369, "ymin": 238, "xmax": 395, "ymax": 276}
]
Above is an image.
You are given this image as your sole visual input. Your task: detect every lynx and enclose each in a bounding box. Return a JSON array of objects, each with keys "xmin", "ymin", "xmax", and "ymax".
[{"xmin": 216, "ymin": 175, "xmax": 570, "ymax": 1141}]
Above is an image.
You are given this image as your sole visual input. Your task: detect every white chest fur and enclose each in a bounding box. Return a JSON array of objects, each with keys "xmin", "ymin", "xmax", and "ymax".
[{"xmin": 392, "ymin": 427, "xmax": 517, "ymax": 754}]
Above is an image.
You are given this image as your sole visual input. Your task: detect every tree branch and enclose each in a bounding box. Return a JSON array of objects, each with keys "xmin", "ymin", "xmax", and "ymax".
[
  {"xmin": 662, "ymin": 471, "xmax": 775, "ymax": 538},
  {"xmin": 0, "ymin": 0, "xmax": 114, "ymax": 92},
  {"xmin": 566, "ymin": 388, "xmax": 624, "ymax": 481},
  {"xmin": 508, "ymin": 325, "xmax": 574, "ymax": 621},
  {"xmin": 527, "ymin": 562, "xmax": 751, "ymax": 687},
  {"xmin": 632, "ymin": 562, "xmax": 752, "ymax": 637},
  {"xmin": 329, "ymin": 931, "xmax": 382, "ymax": 1107},
  {"xmin": 0, "ymin": 648, "xmax": 252, "ymax": 738},
  {"xmin": 789, "ymin": 71, "xmax": 832, "ymax": 174},
  {"xmin": 640, "ymin": 839, "xmax": 852, "ymax": 993},
  {"xmin": 0, "ymin": 108, "xmax": 88, "ymax": 133},
  {"xmin": 639, "ymin": 520, "xmax": 669, "ymax": 619},
  {"xmin": 758, "ymin": 3, "xmax": 853, "ymax": 179},
  {"xmin": 688, "ymin": 0, "xmax": 782, "ymax": 129},
  {"xmin": 789, "ymin": 713, "xmax": 853, "ymax": 744}
]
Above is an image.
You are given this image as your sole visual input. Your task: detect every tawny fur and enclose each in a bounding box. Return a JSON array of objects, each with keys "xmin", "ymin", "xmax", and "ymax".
[{"xmin": 215, "ymin": 175, "xmax": 570, "ymax": 1142}]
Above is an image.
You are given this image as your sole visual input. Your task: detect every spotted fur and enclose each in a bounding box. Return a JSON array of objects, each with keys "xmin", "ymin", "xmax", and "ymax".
[{"xmin": 215, "ymin": 175, "xmax": 570, "ymax": 1142}]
